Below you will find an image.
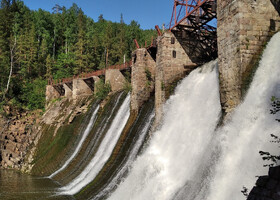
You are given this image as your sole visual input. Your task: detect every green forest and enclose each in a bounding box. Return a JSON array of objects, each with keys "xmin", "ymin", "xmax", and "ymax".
[{"xmin": 0, "ymin": 0, "xmax": 157, "ymax": 111}]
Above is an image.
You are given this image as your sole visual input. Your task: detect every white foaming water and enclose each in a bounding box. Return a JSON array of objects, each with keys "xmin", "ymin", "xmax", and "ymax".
[
  {"xmin": 59, "ymin": 94, "xmax": 130, "ymax": 195},
  {"xmin": 93, "ymin": 112, "xmax": 155, "ymax": 200},
  {"xmin": 206, "ymin": 32, "xmax": 280, "ymax": 200},
  {"xmin": 108, "ymin": 61, "xmax": 221, "ymax": 200},
  {"xmin": 48, "ymin": 105, "xmax": 100, "ymax": 178}
]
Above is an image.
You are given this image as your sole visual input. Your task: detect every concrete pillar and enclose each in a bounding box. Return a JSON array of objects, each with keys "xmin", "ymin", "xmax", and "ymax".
[
  {"xmin": 46, "ymin": 85, "xmax": 61, "ymax": 105},
  {"xmin": 63, "ymin": 84, "xmax": 72, "ymax": 98},
  {"xmin": 72, "ymin": 79, "xmax": 93, "ymax": 99},
  {"xmin": 155, "ymin": 32, "xmax": 195, "ymax": 124},
  {"xmin": 105, "ymin": 69, "xmax": 127, "ymax": 93},
  {"xmin": 131, "ymin": 48, "xmax": 156, "ymax": 113},
  {"xmin": 217, "ymin": 0, "xmax": 280, "ymax": 115}
]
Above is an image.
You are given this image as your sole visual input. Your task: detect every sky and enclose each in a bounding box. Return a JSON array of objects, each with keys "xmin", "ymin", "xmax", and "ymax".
[{"xmin": 23, "ymin": 0, "xmax": 174, "ymax": 30}]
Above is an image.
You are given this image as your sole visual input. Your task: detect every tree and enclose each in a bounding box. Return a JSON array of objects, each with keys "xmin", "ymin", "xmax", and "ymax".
[
  {"xmin": 120, "ymin": 13, "xmax": 124, "ymax": 24},
  {"xmin": 74, "ymin": 8, "xmax": 87, "ymax": 74},
  {"xmin": 259, "ymin": 97, "xmax": 280, "ymax": 167},
  {"xmin": 52, "ymin": 4, "xmax": 62, "ymax": 14}
]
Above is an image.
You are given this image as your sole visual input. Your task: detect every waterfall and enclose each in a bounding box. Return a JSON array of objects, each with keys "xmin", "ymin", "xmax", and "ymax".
[
  {"xmin": 92, "ymin": 111, "xmax": 155, "ymax": 200},
  {"xmin": 48, "ymin": 105, "xmax": 100, "ymax": 178},
  {"xmin": 59, "ymin": 94, "xmax": 131, "ymax": 195},
  {"xmin": 107, "ymin": 32, "xmax": 280, "ymax": 200},
  {"xmin": 206, "ymin": 32, "xmax": 280, "ymax": 200},
  {"xmin": 108, "ymin": 61, "xmax": 221, "ymax": 200}
]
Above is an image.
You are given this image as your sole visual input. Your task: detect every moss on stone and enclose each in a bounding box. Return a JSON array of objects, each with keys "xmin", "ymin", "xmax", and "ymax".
[{"xmin": 31, "ymin": 113, "xmax": 85, "ymax": 176}]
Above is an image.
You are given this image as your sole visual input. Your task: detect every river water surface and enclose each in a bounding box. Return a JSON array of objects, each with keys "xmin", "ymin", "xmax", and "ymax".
[{"xmin": 0, "ymin": 170, "xmax": 74, "ymax": 200}]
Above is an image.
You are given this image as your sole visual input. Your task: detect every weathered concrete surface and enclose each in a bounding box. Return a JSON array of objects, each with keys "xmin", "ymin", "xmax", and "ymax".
[
  {"xmin": 155, "ymin": 32, "xmax": 196, "ymax": 124},
  {"xmin": 105, "ymin": 69, "xmax": 127, "ymax": 93},
  {"xmin": 218, "ymin": 0, "xmax": 280, "ymax": 114},
  {"xmin": 46, "ymin": 85, "xmax": 61, "ymax": 105},
  {"xmin": 73, "ymin": 79, "xmax": 93, "ymax": 99},
  {"xmin": 248, "ymin": 165, "xmax": 280, "ymax": 200},
  {"xmin": 63, "ymin": 83, "xmax": 72, "ymax": 98},
  {"xmin": 131, "ymin": 48, "xmax": 156, "ymax": 113}
]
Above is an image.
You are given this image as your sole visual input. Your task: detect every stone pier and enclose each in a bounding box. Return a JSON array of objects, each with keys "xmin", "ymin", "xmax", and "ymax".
[
  {"xmin": 72, "ymin": 78, "xmax": 93, "ymax": 99},
  {"xmin": 217, "ymin": 0, "xmax": 280, "ymax": 115},
  {"xmin": 105, "ymin": 69, "xmax": 127, "ymax": 93},
  {"xmin": 63, "ymin": 83, "xmax": 72, "ymax": 98},
  {"xmin": 131, "ymin": 48, "xmax": 156, "ymax": 113},
  {"xmin": 155, "ymin": 31, "xmax": 196, "ymax": 124},
  {"xmin": 46, "ymin": 85, "xmax": 61, "ymax": 105}
]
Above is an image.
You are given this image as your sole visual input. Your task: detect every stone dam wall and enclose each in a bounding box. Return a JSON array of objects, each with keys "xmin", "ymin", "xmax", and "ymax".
[{"xmin": 217, "ymin": 0, "xmax": 280, "ymax": 114}]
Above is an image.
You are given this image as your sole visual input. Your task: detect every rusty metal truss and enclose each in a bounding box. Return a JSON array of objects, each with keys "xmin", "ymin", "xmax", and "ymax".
[{"xmin": 169, "ymin": 0, "xmax": 218, "ymax": 64}]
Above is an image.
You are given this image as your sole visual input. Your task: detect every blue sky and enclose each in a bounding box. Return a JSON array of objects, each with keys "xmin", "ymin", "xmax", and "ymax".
[{"xmin": 23, "ymin": 0, "xmax": 174, "ymax": 30}]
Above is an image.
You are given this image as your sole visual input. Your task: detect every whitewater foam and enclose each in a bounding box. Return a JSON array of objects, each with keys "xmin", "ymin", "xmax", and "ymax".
[
  {"xmin": 108, "ymin": 61, "xmax": 221, "ymax": 200},
  {"xmin": 59, "ymin": 94, "xmax": 130, "ymax": 195},
  {"xmin": 206, "ymin": 32, "xmax": 280, "ymax": 200}
]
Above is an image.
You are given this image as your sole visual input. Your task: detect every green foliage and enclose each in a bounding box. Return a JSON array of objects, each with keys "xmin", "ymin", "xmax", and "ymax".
[
  {"xmin": 123, "ymin": 81, "xmax": 132, "ymax": 93},
  {"xmin": 95, "ymin": 80, "xmax": 111, "ymax": 100},
  {"xmin": 0, "ymin": 0, "xmax": 157, "ymax": 111},
  {"xmin": 20, "ymin": 78, "xmax": 47, "ymax": 110},
  {"xmin": 259, "ymin": 97, "xmax": 280, "ymax": 167},
  {"xmin": 145, "ymin": 68, "xmax": 152, "ymax": 87},
  {"xmin": 145, "ymin": 68, "xmax": 152, "ymax": 81}
]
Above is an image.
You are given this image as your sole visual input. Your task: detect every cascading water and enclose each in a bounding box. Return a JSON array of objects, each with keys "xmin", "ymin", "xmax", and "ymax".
[
  {"xmin": 48, "ymin": 105, "xmax": 100, "ymax": 178},
  {"xmin": 108, "ymin": 61, "xmax": 221, "ymax": 200},
  {"xmin": 92, "ymin": 111, "xmax": 155, "ymax": 200},
  {"xmin": 107, "ymin": 32, "xmax": 280, "ymax": 200},
  {"xmin": 53, "ymin": 92, "xmax": 125, "ymax": 185},
  {"xmin": 205, "ymin": 32, "xmax": 280, "ymax": 200},
  {"xmin": 59, "ymin": 94, "xmax": 131, "ymax": 196}
]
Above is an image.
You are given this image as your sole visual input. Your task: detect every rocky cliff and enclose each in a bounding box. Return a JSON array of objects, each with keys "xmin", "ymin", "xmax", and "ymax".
[{"xmin": 0, "ymin": 96, "xmax": 93, "ymax": 173}]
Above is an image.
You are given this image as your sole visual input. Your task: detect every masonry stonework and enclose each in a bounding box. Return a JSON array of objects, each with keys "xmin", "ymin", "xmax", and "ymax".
[
  {"xmin": 155, "ymin": 32, "xmax": 196, "ymax": 124},
  {"xmin": 218, "ymin": 0, "xmax": 280, "ymax": 114},
  {"xmin": 131, "ymin": 48, "xmax": 156, "ymax": 113}
]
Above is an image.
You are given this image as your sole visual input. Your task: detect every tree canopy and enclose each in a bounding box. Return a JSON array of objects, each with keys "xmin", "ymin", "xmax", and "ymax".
[{"xmin": 0, "ymin": 0, "xmax": 157, "ymax": 111}]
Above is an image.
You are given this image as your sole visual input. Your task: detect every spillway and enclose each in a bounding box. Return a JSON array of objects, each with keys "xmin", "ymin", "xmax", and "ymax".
[
  {"xmin": 108, "ymin": 61, "xmax": 221, "ymax": 200},
  {"xmin": 59, "ymin": 94, "xmax": 130, "ymax": 195},
  {"xmin": 107, "ymin": 32, "xmax": 280, "ymax": 200},
  {"xmin": 49, "ymin": 105, "xmax": 100, "ymax": 178}
]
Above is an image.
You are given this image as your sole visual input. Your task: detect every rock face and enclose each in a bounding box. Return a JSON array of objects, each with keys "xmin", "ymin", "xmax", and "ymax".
[
  {"xmin": 155, "ymin": 32, "xmax": 196, "ymax": 124},
  {"xmin": 0, "ymin": 96, "xmax": 92, "ymax": 173},
  {"xmin": 248, "ymin": 166, "xmax": 280, "ymax": 200},
  {"xmin": 0, "ymin": 111, "xmax": 41, "ymax": 170},
  {"xmin": 105, "ymin": 69, "xmax": 127, "ymax": 92},
  {"xmin": 131, "ymin": 48, "xmax": 156, "ymax": 113},
  {"xmin": 217, "ymin": 0, "xmax": 280, "ymax": 115}
]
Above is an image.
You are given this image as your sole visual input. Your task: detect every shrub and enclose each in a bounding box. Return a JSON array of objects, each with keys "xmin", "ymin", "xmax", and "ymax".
[{"xmin": 95, "ymin": 80, "xmax": 111, "ymax": 100}]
